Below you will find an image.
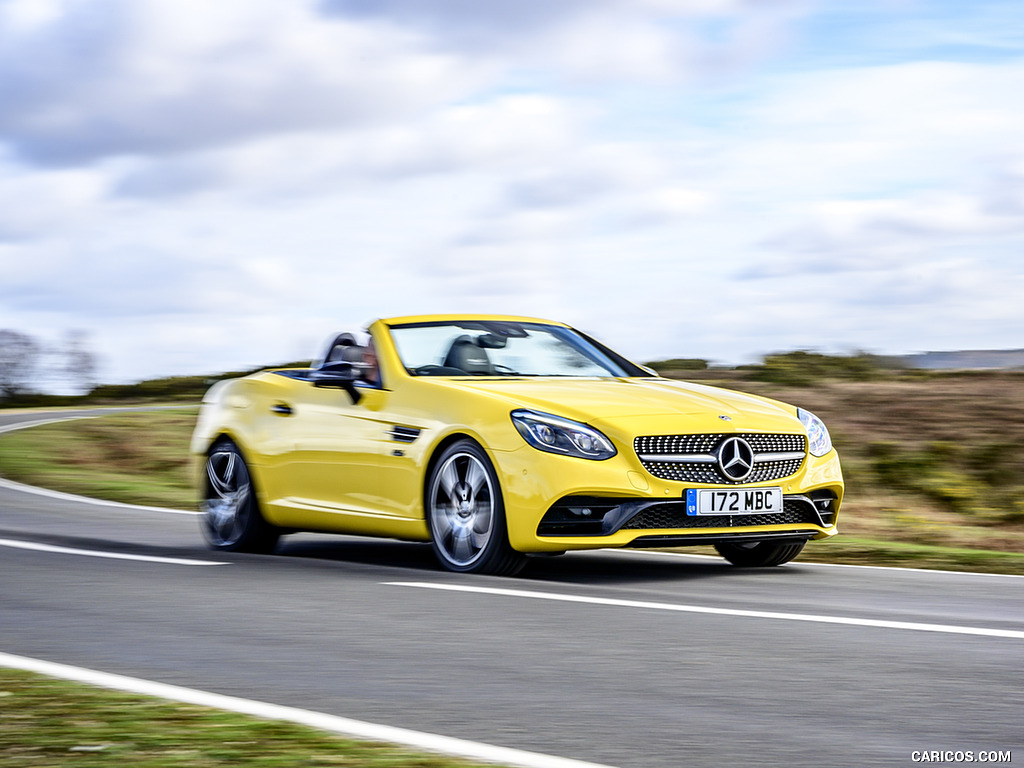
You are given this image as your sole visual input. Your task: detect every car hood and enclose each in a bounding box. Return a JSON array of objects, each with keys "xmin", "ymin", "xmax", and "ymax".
[{"xmin": 441, "ymin": 377, "xmax": 803, "ymax": 435}]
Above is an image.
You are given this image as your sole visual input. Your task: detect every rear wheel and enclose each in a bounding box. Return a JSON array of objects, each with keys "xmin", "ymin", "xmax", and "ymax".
[
  {"xmin": 202, "ymin": 439, "xmax": 279, "ymax": 553},
  {"xmin": 714, "ymin": 539, "xmax": 805, "ymax": 567},
  {"xmin": 427, "ymin": 440, "xmax": 526, "ymax": 575}
]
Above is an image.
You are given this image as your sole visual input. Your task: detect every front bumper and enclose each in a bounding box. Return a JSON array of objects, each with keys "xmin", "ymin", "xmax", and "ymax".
[{"xmin": 493, "ymin": 443, "xmax": 844, "ymax": 553}]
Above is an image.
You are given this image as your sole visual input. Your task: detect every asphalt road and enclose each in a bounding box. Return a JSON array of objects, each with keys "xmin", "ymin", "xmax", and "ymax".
[{"xmin": 1, "ymin": 409, "xmax": 1022, "ymax": 767}]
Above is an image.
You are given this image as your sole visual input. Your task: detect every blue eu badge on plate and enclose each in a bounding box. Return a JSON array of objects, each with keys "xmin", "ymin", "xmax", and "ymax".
[{"xmin": 685, "ymin": 488, "xmax": 698, "ymax": 516}]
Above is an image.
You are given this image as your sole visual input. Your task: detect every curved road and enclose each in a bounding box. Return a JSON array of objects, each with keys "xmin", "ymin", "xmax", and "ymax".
[{"xmin": 1, "ymin": 409, "xmax": 1022, "ymax": 767}]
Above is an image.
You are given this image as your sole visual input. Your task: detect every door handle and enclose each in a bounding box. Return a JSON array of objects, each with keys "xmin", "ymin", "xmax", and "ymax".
[{"xmin": 270, "ymin": 403, "xmax": 293, "ymax": 416}]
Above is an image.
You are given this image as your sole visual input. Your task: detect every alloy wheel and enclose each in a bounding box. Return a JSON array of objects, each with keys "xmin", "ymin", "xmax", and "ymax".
[
  {"xmin": 429, "ymin": 452, "xmax": 495, "ymax": 567},
  {"xmin": 204, "ymin": 448, "xmax": 251, "ymax": 547}
]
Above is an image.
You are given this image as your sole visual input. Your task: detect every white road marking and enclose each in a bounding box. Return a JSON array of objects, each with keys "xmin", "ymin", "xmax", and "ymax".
[
  {"xmin": 0, "ymin": 415, "xmax": 97, "ymax": 435},
  {"xmin": 0, "ymin": 538, "xmax": 227, "ymax": 566},
  {"xmin": 0, "ymin": 475, "xmax": 199, "ymax": 515},
  {"xmin": 387, "ymin": 582, "xmax": 1024, "ymax": 641},
  {"xmin": 601, "ymin": 548, "xmax": 1024, "ymax": 579},
  {"xmin": 0, "ymin": 652, "xmax": 616, "ymax": 768}
]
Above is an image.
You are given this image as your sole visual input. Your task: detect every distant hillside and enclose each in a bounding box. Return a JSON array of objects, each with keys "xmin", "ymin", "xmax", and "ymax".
[{"xmin": 901, "ymin": 350, "xmax": 1024, "ymax": 370}]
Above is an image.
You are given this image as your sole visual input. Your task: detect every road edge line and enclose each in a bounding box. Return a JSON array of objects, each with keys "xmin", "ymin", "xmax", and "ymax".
[
  {"xmin": 0, "ymin": 475, "xmax": 199, "ymax": 516},
  {"xmin": 0, "ymin": 537, "xmax": 228, "ymax": 566},
  {"xmin": 0, "ymin": 652, "xmax": 616, "ymax": 768}
]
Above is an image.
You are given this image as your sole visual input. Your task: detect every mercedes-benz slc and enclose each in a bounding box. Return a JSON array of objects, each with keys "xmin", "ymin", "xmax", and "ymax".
[{"xmin": 191, "ymin": 315, "xmax": 843, "ymax": 575}]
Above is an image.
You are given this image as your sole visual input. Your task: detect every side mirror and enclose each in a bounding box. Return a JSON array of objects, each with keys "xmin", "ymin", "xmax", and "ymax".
[{"xmin": 310, "ymin": 362, "xmax": 362, "ymax": 404}]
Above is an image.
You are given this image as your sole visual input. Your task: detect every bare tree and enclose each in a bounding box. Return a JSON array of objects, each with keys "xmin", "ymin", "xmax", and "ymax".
[
  {"xmin": 62, "ymin": 329, "xmax": 98, "ymax": 395},
  {"xmin": 0, "ymin": 329, "xmax": 41, "ymax": 401}
]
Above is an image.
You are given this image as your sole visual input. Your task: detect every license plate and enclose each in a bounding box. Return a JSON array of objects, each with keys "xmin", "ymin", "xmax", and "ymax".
[{"xmin": 686, "ymin": 487, "xmax": 783, "ymax": 516}]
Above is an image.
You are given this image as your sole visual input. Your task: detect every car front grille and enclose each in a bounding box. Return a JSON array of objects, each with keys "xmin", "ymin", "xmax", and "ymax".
[
  {"xmin": 634, "ymin": 433, "xmax": 806, "ymax": 484},
  {"xmin": 621, "ymin": 499, "xmax": 819, "ymax": 530}
]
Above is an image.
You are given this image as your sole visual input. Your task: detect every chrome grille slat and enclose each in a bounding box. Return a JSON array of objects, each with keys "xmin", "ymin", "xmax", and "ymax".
[{"xmin": 634, "ymin": 433, "xmax": 806, "ymax": 484}]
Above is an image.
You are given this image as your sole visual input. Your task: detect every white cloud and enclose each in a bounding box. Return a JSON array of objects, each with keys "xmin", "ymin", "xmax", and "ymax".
[
  {"xmin": 0, "ymin": 164, "xmax": 106, "ymax": 240},
  {"xmin": 0, "ymin": 0, "xmax": 484, "ymax": 164},
  {"xmin": 2, "ymin": 2, "xmax": 1024, "ymax": 384},
  {"xmin": 732, "ymin": 61, "xmax": 1024, "ymax": 194},
  {"xmin": 0, "ymin": 0, "xmax": 63, "ymax": 32},
  {"xmin": 105, "ymin": 94, "xmax": 585, "ymax": 204},
  {"xmin": 713, "ymin": 60, "xmax": 1024, "ymax": 297},
  {"xmin": 322, "ymin": 0, "xmax": 809, "ymax": 82}
]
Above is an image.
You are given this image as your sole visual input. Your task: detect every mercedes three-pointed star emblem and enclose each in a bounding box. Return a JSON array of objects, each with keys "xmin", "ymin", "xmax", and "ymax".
[{"xmin": 717, "ymin": 436, "xmax": 755, "ymax": 481}]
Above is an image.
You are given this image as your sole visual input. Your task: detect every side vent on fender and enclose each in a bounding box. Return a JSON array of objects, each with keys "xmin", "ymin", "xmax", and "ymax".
[{"xmin": 389, "ymin": 426, "xmax": 421, "ymax": 444}]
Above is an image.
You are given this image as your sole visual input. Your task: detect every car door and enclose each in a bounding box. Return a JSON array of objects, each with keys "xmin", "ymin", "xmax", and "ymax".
[{"xmin": 261, "ymin": 380, "xmax": 425, "ymax": 534}]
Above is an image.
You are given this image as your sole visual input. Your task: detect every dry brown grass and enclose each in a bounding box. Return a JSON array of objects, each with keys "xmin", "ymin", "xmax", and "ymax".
[{"xmin": 675, "ymin": 371, "xmax": 1024, "ymax": 555}]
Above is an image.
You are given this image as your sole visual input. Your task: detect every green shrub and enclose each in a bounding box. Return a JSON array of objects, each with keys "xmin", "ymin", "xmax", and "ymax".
[
  {"xmin": 868, "ymin": 440, "xmax": 1015, "ymax": 519},
  {"xmin": 745, "ymin": 350, "xmax": 887, "ymax": 386}
]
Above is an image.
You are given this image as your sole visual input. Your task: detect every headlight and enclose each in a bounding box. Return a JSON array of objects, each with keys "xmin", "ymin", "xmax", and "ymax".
[
  {"xmin": 511, "ymin": 409, "xmax": 616, "ymax": 461},
  {"xmin": 798, "ymin": 407, "xmax": 833, "ymax": 457}
]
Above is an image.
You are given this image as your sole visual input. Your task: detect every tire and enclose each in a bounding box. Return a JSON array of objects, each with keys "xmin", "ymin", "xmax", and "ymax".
[
  {"xmin": 714, "ymin": 539, "xmax": 806, "ymax": 567},
  {"xmin": 201, "ymin": 439, "xmax": 280, "ymax": 553},
  {"xmin": 426, "ymin": 439, "xmax": 526, "ymax": 575}
]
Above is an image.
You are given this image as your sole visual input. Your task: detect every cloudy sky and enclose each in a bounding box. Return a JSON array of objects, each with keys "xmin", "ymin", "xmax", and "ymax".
[{"xmin": 2, "ymin": 0, "xmax": 1023, "ymax": 385}]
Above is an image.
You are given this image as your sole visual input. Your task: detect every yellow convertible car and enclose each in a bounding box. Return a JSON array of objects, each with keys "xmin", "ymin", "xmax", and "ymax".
[{"xmin": 191, "ymin": 315, "xmax": 843, "ymax": 575}]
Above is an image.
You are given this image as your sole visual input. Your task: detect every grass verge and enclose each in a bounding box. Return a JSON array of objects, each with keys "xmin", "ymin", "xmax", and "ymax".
[
  {"xmin": 0, "ymin": 669, "xmax": 493, "ymax": 768},
  {"xmin": 0, "ymin": 409, "xmax": 198, "ymax": 510},
  {"xmin": 797, "ymin": 536, "xmax": 1024, "ymax": 575}
]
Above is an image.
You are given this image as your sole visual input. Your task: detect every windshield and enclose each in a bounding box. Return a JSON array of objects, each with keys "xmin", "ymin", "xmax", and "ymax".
[{"xmin": 388, "ymin": 321, "xmax": 631, "ymax": 377}]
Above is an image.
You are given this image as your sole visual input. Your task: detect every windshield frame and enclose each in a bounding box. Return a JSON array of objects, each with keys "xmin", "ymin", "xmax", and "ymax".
[{"xmin": 386, "ymin": 320, "xmax": 647, "ymax": 378}]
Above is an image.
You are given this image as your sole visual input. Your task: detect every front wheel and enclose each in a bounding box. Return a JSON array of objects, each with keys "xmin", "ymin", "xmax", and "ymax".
[
  {"xmin": 426, "ymin": 440, "xmax": 525, "ymax": 575},
  {"xmin": 714, "ymin": 539, "xmax": 805, "ymax": 567},
  {"xmin": 202, "ymin": 439, "xmax": 279, "ymax": 553}
]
